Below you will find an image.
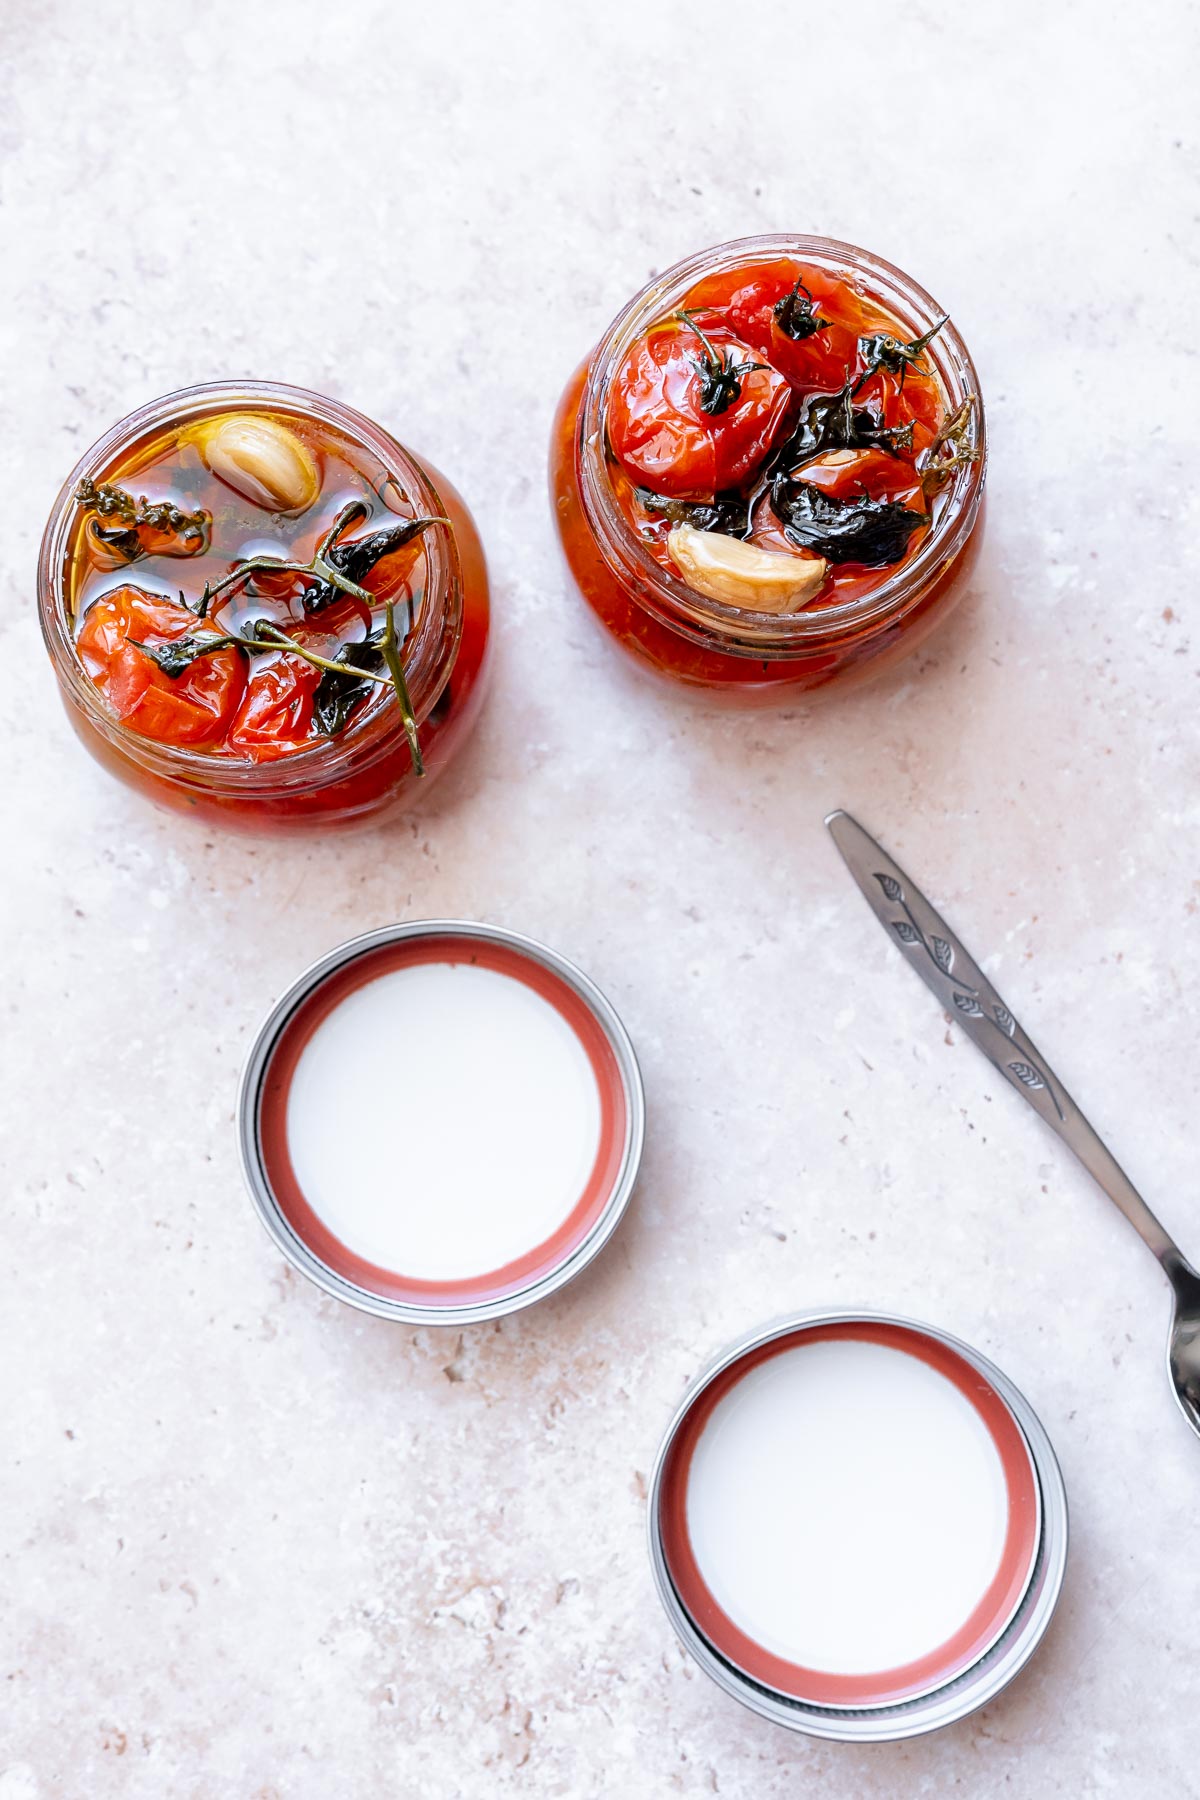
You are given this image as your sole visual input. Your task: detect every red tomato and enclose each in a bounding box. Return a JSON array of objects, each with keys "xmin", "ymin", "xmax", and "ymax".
[
  {"xmin": 797, "ymin": 447, "xmax": 926, "ymax": 511},
  {"xmin": 854, "ymin": 366, "xmax": 943, "ymax": 458},
  {"xmin": 224, "ymin": 596, "xmax": 374, "ymax": 760},
  {"xmin": 226, "ymin": 653, "xmax": 322, "ymax": 760},
  {"xmin": 724, "ymin": 265, "xmax": 867, "ymax": 392},
  {"xmin": 607, "ymin": 313, "xmax": 790, "ymax": 498},
  {"xmin": 76, "ymin": 585, "xmax": 245, "ymax": 746}
]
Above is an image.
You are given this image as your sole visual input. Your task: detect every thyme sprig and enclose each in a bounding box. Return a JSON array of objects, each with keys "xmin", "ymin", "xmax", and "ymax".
[
  {"xmin": 852, "ymin": 317, "xmax": 948, "ymax": 394},
  {"xmin": 133, "ymin": 618, "xmax": 378, "ymax": 682},
  {"xmin": 378, "ymin": 599, "xmax": 423, "ymax": 774},
  {"xmin": 772, "ymin": 278, "xmax": 829, "ymax": 342},
  {"xmin": 191, "ymin": 500, "xmax": 442, "ymax": 618},
  {"xmin": 675, "ymin": 309, "xmax": 768, "ymax": 416},
  {"xmin": 919, "ymin": 394, "xmax": 980, "ymax": 496},
  {"xmin": 302, "ymin": 513, "xmax": 447, "ymax": 614},
  {"xmin": 75, "ymin": 476, "xmax": 210, "ymax": 562}
]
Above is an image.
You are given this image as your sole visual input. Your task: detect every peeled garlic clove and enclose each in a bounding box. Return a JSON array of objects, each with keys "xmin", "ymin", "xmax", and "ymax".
[
  {"xmin": 195, "ymin": 413, "xmax": 320, "ymax": 515},
  {"xmin": 666, "ymin": 522, "xmax": 827, "ymax": 613}
]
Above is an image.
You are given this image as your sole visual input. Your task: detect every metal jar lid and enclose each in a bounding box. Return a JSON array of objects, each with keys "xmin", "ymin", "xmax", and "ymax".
[
  {"xmin": 238, "ymin": 920, "xmax": 645, "ymax": 1326},
  {"xmin": 648, "ymin": 1308, "xmax": 1068, "ymax": 1742}
]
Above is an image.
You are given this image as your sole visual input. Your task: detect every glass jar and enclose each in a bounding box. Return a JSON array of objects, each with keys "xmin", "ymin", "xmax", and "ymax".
[
  {"xmin": 39, "ymin": 381, "xmax": 491, "ymax": 832},
  {"xmin": 550, "ymin": 235, "xmax": 986, "ymax": 700}
]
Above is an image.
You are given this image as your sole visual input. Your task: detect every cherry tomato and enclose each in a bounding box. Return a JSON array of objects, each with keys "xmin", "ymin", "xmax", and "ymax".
[
  {"xmin": 750, "ymin": 447, "xmax": 924, "ymax": 544},
  {"xmin": 853, "ymin": 366, "xmax": 943, "ymax": 458},
  {"xmin": 224, "ymin": 595, "xmax": 374, "ymax": 760},
  {"xmin": 726, "ymin": 266, "xmax": 866, "ymax": 393},
  {"xmin": 76, "ymin": 585, "xmax": 245, "ymax": 746},
  {"xmin": 359, "ymin": 535, "xmax": 427, "ymax": 605},
  {"xmin": 796, "ymin": 447, "xmax": 926, "ymax": 513},
  {"xmin": 607, "ymin": 313, "xmax": 791, "ymax": 498},
  {"xmin": 226, "ymin": 653, "xmax": 322, "ymax": 760}
]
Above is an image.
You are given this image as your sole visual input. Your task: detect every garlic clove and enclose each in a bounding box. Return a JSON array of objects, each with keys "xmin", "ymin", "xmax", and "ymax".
[
  {"xmin": 195, "ymin": 413, "xmax": 320, "ymax": 515},
  {"xmin": 666, "ymin": 522, "xmax": 827, "ymax": 613}
]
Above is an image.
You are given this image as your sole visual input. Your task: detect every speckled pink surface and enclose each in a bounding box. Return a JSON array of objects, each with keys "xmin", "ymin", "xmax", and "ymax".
[{"xmin": 4, "ymin": 2, "xmax": 1200, "ymax": 1794}]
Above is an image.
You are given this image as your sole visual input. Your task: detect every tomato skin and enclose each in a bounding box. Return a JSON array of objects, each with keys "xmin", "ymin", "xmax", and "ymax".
[
  {"xmin": 725, "ymin": 267, "xmax": 864, "ymax": 393},
  {"xmin": 76, "ymin": 585, "xmax": 245, "ymax": 746},
  {"xmin": 607, "ymin": 315, "xmax": 791, "ymax": 498}
]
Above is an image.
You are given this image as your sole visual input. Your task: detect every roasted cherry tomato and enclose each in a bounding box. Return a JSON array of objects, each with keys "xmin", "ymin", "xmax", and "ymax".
[
  {"xmin": 226, "ymin": 653, "xmax": 322, "ymax": 759},
  {"xmin": 225, "ymin": 595, "xmax": 373, "ymax": 760},
  {"xmin": 749, "ymin": 449, "xmax": 925, "ymax": 556},
  {"xmin": 725, "ymin": 266, "xmax": 866, "ymax": 393},
  {"xmin": 853, "ymin": 365, "xmax": 943, "ymax": 459},
  {"xmin": 607, "ymin": 312, "xmax": 791, "ymax": 498},
  {"xmin": 76, "ymin": 585, "xmax": 245, "ymax": 746},
  {"xmin": 797, "ymin": 447, "xmax": 926, "ymax": 512}
]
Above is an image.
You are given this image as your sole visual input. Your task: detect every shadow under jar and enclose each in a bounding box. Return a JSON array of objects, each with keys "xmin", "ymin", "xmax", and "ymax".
[
  {"xmin": 39, "ymin": 382, "xmax": 490, "ymax": 832},
  {"xmin": 550, "ymin": 235, "xmax": 986, "ymax": 700}
]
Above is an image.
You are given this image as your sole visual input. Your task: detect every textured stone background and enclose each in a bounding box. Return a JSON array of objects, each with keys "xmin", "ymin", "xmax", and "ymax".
[{"xmin": 3, "ymin": 1, "xmax": 1199, "ymax": 1794}]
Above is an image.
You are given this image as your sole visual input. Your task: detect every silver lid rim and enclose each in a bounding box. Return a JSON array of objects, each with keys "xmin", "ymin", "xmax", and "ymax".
[
  {"xmin": 237, "ymin": 920, "xmax": 646, "ymax": 1326},
  {"xmin": 646, "ymin": 1307, "xmax": 1068, "ymax": 1742}
]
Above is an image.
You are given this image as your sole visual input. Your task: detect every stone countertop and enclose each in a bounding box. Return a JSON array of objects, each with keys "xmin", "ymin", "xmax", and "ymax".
[{"xmin": 3, "ymin": 2, "xmax": 1199, "ymax": 1794}]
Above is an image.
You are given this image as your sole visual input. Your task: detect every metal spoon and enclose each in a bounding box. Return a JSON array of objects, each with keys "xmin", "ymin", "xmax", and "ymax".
[{"xmin": 826, "ymin": 808, "xmax": 1200, "ymax": 1443}]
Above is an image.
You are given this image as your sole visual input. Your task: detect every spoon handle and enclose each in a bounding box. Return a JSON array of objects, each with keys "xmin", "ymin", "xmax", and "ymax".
[{"xmin": 826, "ymin": 810, "xmax": 1183, "ymax": 1273}]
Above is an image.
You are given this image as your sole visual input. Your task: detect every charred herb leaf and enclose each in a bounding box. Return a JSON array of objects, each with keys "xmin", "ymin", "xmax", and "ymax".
[
  {"xmin": 769, "ymin": 478, "xmax": 930, "ymax": 566},
  {"xmin": 635, "ymin": 487, "xmax": 751, "ymax": 538},
  {"xmin": 304, "ymin": 515, "xmax": 444, "ymax": 614},
  {"xmin": 88, "ymin": 521, "xmax": 143, "ymax": 561},
  {"xmin": 852, "ymin": 317, "xmax": 948, "ymax": 394},
  {"xmin": 675, "ymin": 309, "xmax": 767, "ymax": 417},
  {"xmin": 769, "ymin": 386, "xmax": 915, "ymax": 474},
  {"xmin": 772, "ymin": 278, "xmax": 829, "ymax": 342},
  {"xmin": 312, "ymin": 630, "xmax": 385, "ymax": 735},
  {"xmin": 74, "ymin": 477, "xmax": 209, "ymax": 562}
]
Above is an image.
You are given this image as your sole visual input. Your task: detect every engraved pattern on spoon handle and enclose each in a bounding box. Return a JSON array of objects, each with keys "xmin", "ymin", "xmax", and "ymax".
[{"xmin": 826, "ymin": 810, "xmax": 1181, "ymax": 1271}]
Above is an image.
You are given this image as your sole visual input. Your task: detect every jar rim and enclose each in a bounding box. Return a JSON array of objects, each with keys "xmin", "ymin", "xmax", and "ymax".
[
  {"xmin": 37, "ymin": 379, "xmax": 463, "ymax": 791},
  {"xmin": 576, "ymin": 234, "xmax": 987, "ymax": 658}
]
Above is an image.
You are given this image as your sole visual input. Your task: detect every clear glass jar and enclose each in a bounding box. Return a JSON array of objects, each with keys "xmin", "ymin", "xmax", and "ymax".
[
  {"xmin": 38, "ymin": 381, "xmax": 491, "ymax": 832},
  {"xmin": 550, "ymin": 235, "xmax": 986, "ymax": 700}
]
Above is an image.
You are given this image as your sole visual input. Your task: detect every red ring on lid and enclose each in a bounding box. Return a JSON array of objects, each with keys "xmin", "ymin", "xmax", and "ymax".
[
  {"xmin": 254, "ymin": 931, "xmax": 630, "ymax": 1311},
  {"xmin": 657, "ymin": 1320, "xmax": 1041, "ymax": 1708}
]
